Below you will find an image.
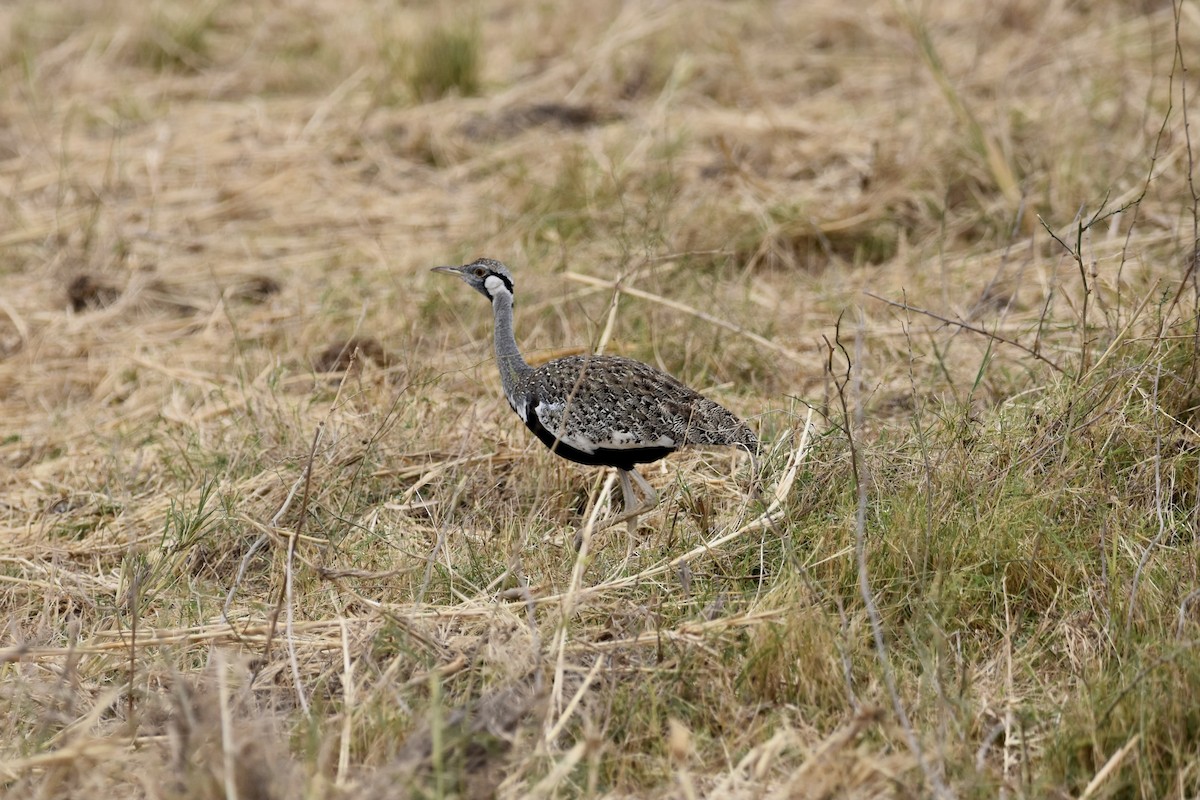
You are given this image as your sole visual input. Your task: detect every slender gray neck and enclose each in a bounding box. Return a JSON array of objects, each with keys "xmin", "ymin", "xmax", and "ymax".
[{"xmin": 490, "ymin": 288, "xmax": 531, "ymax": 396}]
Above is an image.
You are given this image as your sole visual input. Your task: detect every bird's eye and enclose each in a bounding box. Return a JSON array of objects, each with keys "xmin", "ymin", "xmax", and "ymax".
[{"xmin": 474, "ymin": 267, "xmax": 487, "ymax": 278}]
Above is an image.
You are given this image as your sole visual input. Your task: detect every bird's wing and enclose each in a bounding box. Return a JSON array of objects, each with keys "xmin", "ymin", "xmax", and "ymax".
[
  {"xmin": 527, "ymin": 356, "xmax": 696, "ymax": 453},
  {"xmin": 531, "ymin": 397, "xmax": 676, "ymax": 454}
]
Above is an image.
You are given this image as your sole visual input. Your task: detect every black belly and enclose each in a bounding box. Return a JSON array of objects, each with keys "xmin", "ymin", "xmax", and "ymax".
[{"xmin": 521, "ymin": 398, "xmax": 674, "ymax": 471}]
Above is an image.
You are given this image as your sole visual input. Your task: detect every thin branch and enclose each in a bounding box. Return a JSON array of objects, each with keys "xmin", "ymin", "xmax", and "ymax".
[
  {"xmin": 217, "ymin": 653, "xmax": 240, "ymax": 800},
  {"xmin": 565, "ymin": 270, "xmax": 807, "ymax": 365},
  {"xmin": 261, "ymin": 421, "xmax": 324, "ymax": 715},
  {"xmin": 826, "ymin": 313, "xmax": 953, "ymax": 800},
  {"xmin": 1078, "ymin": 735, "xmax": 1141, "ymax": 799},
  {"xmin": 864, "ymin": 290, "xmax": 1064, "ymax": 373},
  {"xmin": 1126, "ymin": 360, "xmax": 1173, "ymax": 638}
]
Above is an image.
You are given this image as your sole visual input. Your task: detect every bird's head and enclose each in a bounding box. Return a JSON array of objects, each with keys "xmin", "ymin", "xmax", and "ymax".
[{"xmin": 431, "ymin": 258, "xmax": 514, "ymax": 303}]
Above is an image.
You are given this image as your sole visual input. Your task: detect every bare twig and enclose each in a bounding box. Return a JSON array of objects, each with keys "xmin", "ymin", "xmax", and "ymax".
[
  {"xmin": 864, "ymin": 290, "xmax": 1064, "ymax": 373},
  {"xmin": 262, "ymin": 421, "xmax": 324, "ymax": 715},
  {"xmin": 826, "ymin": 312, "xmax": 952, "ymax": 800},
  {"xmin": 565, "ymin": 270, "xmax": 807, "ymax": 365},
  {"xmin": 126, "ymin": 558, "xmax": 140, "ymax": 727},
  {"xmin": 1078, "ymin": 735, "xmax": 1140, "ymax": 800},
  {"xmin": 1165, "ymin": 0, "xmax": 1200, "ymax": 320},
  {"xmin": 1099, "ymin": 641, "xmax": 1199, "ymax": 727},
  {"xmin": 1178, "ymin": 589, "xmax": 1200, "ymax": 639},
  {"xmin": 337, "ymin": 617, "xmax": 353, "ymax": 787},
  {"xmin": 217, "ymin": 654, "xmax": 240, "ymax": 800},
  {"xmin": 1126, "ymin": 360, "xmax": 1173, "ymax": 638}
]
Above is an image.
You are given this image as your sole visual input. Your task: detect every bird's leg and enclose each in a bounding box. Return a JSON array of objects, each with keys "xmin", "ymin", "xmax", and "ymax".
[
  {"xmin": 625, "ymin": 470, "xmax": 660, "ymax": 565},
  {"xmin": 574, "ymin": 469, "xmax": 644, "ymax": 551},
  {"xmin": 628, "ymin": 468, "xmax": 659, "ymax": 513},
  {"xmin": 619, "ymin": 469, "xmax": 638, "ymax": 567},
  {"xmin": 611, "ymin": 469, "xmax": 657, "ymax": 568},
  {"xmin": 592, "ymin": 468, "xmax": 659, "ymax": 534},
  {"xmin": 619, "ymin": 469, "xmax": 638, "ymax": 534},
  {"xmin": 575, "ymin": 468, "xmax": 661, "ymax": 553}
]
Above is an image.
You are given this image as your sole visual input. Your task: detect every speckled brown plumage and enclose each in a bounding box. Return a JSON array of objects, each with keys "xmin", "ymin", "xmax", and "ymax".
[{"xmin": 512, "ymin": 354, "xmax": 758, "ymax": 471}]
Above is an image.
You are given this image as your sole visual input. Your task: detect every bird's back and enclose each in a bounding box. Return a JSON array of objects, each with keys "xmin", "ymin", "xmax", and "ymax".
[{"xmin": 508, "ymin": 354, "xmax": 757, "ymax": 469}]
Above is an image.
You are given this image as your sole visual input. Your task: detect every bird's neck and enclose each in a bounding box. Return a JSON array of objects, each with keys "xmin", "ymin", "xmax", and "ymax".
[{"xmin": 490, "ymin": 289, "xmax": 531, "ymax": 394}]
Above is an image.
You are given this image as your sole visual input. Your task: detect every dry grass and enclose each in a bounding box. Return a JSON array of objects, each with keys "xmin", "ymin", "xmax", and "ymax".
[{"xmin": 2, "ymin": 0, "xmax": 1199, "ymax": 797}]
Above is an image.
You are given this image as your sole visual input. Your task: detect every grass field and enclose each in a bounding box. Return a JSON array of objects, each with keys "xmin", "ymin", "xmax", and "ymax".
[{"xmin": 2, "ymin": 0, "xmax": 1199, "ymax": 797}]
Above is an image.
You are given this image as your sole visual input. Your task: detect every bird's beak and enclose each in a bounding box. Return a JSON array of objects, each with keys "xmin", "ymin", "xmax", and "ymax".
[{"xmin": 430, "ymin": 265, "xmax": 463, "ymax": 275}]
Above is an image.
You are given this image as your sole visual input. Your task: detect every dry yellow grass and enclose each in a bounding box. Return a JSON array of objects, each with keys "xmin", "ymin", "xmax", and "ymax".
[{"xmin": 2, "ymin": 0, "xmax": 1199, "ymax": 797}]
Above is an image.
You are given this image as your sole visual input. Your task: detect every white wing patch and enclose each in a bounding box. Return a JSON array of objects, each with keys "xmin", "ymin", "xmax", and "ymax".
[{"xmin": 608, "ymin": 430, "xmax": 675, "ymax": 449}]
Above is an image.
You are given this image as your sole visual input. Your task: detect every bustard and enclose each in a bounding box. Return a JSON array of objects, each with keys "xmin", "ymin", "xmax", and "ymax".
[{"xmin": 432, "ymin": 257, "xmax": 758, "ymax": 544}]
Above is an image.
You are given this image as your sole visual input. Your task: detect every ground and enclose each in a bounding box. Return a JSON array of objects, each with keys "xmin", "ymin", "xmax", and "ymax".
[{"xmin": 2, "ymin": 1, "xmax": 1199, "ymax": 797}]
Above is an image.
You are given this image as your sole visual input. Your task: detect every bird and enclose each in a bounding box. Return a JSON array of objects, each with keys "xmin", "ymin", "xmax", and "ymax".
[{"xmin": 432, "ymin": 257, "xmax": 758, "ymax": 547}]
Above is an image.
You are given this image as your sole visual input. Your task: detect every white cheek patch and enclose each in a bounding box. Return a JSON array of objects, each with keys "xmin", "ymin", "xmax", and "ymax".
[{"xmin": 484, "ymin": 275, "xmax": 506, "ymax": 296}]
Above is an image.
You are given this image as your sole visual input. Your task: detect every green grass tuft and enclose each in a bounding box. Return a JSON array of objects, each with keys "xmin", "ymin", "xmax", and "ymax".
[{"xmin": 409, "ymin": 25, "xmax": 481, "ymax": 101}]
